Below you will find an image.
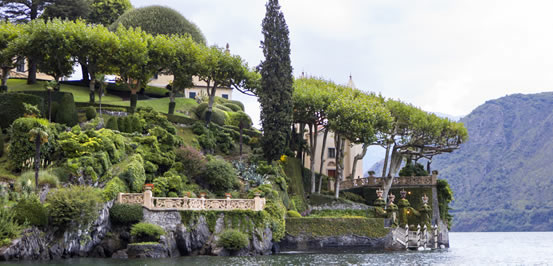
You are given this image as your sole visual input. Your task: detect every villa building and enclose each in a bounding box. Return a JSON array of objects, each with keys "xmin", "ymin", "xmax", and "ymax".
[{"xmin": 301, "ymin": 75, "xmax": 364, "ymax": 181}]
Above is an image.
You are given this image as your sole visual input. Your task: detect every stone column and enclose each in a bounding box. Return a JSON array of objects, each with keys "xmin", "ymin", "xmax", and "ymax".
[
  {"xmin": 143, "ymin": 186, "xmax": 153, "ymax": 209},
  {"xmin": 254, "ymin": 193, "xmax": 264, "ymax": 211},
  {"xmin": 117, "ymin": 192, "xmax": 123, "ymax": 204},
  {"xmin": 431, "ymin": 171, "xmax": 440, "ymax": 225}
]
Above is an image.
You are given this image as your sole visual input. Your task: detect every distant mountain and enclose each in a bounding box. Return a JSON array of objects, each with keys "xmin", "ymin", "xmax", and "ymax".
[{"xmin": 432, "ymin": 92, "xmax": 553, "ymax": 232}]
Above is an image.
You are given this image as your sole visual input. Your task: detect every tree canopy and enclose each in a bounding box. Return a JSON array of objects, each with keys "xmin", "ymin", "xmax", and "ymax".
[
  {"xmin": 41, "ymin": 0, "xmax": 91, "ymax": 20},
  {"xmin": 18, "ymin": 19, "xmax": 75, "ymax": 88},
  {"xmin": 110, "ymin": 5, "xmax": 206, "ymax": 44},
  {"xmin": 0, "ymin": 22, "xmax": 23, "ymax": 91},
  {"xmin": 114, "ymin": 25, "xmax": 154, "ymax": 109},
  {"xmin": 88, "ymin": 0, "xmax": 132, "ymax": 26},
  {"xmin": 70, "ymin": 20, "xmax": 119, "ymax": 103}
]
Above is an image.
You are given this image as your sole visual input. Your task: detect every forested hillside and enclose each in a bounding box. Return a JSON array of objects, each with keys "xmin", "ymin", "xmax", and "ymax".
[{"xmin": 433, "ymin": 92, "xmax": 553, "ymax": 231}]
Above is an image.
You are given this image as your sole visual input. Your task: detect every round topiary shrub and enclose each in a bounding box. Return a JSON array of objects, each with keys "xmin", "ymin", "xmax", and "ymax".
[
  {"xmin": 117, "ymin": 117, "xmax": 126, "ymax": 132},
  {"xmin": 228, "ymin": 100, "xmax": 244, "ymax": 111},
  {"xmin": 130, "ymin": 222, "xmax": 165, "ymax": 243},
  {"xmin": 209, "ymin": 109, "xmax": 227, "ymax": 126},
  {"xmin": 194, "ymin": 103, "xmax": 209, "ymax": 119},
  {"xmin": 110, "ymin": 5, "xmax": 206, "ymax": 44},
  {"xmin": 13, "ymin": 195, "xmax": 48, "ymax": 227},
  {"xmin": 54, "ymin": 93, "xmax": 78, "ymax": 126},
  {"xmin": 110, "ymin": 203, "xmax": 143, "ymax": 226},
  {"xmin": 85, "ymin": 106, "xmax": 97, "ymax": 120},
  {"xmin": 286, "ymin": 210, "xmax": 302, "ymax": 218},
  {"xmin": 202, "ymin": 158, "xmax": 238, "ymax": 194},
  {"xmin": 222, "ymin": 102, "xmax": 241, "ymax": 112},
  {"xmin": 218, "ymin": 229, "xmax": 249, "ymax": 251},
  {"xmin": 106, "ymin": 116, "xmax": 118, "ymax": 131}
]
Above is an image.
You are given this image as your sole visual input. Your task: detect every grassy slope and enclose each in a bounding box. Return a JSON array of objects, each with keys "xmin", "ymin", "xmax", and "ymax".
[{"xmin": 7, "ymin": 79, "xmax": 123, "ymax": 103}]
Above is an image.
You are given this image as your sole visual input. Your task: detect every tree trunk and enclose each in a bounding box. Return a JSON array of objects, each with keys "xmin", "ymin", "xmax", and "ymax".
[
  {"xmin": 47, "ymin": 89, "xmax": 52, "ymax": 122},
  {"xmin": 89, "ymin": 74, "xmax": 96, "ymax": 104},
  {"xmin": 296, "ymin": 123, "xmax": 305, "ymax": 159},
  {"xmin": 427, "ymin": 159, "xmax": 432, "ymax": 173},
  {"xmin": 383, "ymin": 146, "xmax": 403, "ymax": 201},
  {"xmin": 54, "ymin": 77, "xmax": 60, "ymax": 91},
  {"xmin": 130, "ymin": 81, "xmax": 140, "ymax": 112},
  {"xmin": 1, "ymin": 67, "xmax": 9, "ymax": 92},
  {"xmin": 168, "ymin": 89, "xmax": 176, "ymax": 114},
  {"xmin": 387, "ymin": 147, "xmax": 403, "ymax": 177},
  {"xmin": 317, "ymin": 127, "xmax": 329, "ymax": 193},
  {"xmin": 99, "ymin": 83, "xmax": 103, "ymax": 117},
  {"xmin": 381, "ymin": 142, "xmax": 391, "ymax": 177},
  {"xmin": 205, "ymin": 83, "xmax": 216, "ymax": 126},
  {"xmin": 27, "ymin": 57, "xmax": 37, "ymax": 85},
  {"xmin": 34, "ymin": 136, "xmax": 40, "ymax": 191},
  {"xmin": 334, "ymin": 134, "xmax": 345, "ymax": 198},
  {"xmin": 81, "ymin": 64, "xmax": 89, "ymax": 84},
  {"xmin": 309, "ymin": 124, "xmax": 318, "ymax": 193},
  {"xmin": 351, "ymin": 143, "xmax": 369, "ymax": 180},
  {"xmin": 239, "ymin": 124, "xmax": 244, "ymax": 158}
]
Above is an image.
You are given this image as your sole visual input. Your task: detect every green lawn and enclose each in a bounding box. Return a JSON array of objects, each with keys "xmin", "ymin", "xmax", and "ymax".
[
  {"xmin": 7, "ymin": 79, "xmax": 123, "ymax": 103},
  {"xmin": 109, "ymin": 97, "xmax": 199, "ymax": 116},
  {"xmin": 8, "ymin": 78, "xmax": 199, "ymax": 116}
]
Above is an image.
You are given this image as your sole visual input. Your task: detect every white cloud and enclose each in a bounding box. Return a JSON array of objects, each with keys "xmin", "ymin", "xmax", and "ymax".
[{"xmin": 128, "ymin": 0, "xmax": 553, "ymax": 159}]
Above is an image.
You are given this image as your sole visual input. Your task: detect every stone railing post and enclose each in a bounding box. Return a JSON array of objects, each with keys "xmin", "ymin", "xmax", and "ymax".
[
  {"xmin": 416, "ymin": 224, "xmax": 421, "ymax": 248},
  {"xmin": 200, "ymin": 192, "xmax": 206, "ymax": 210},
  {"xmin": 143, "ymin": 187, "xmax": 153, "ymax": 209},
  {"xmin": 433, "ymin": 225, "xmax": 438, "ymax": 249},
  {"xmin": 405, "ymin": 224, "xmax": 409, "ymax": 250},
  {"xmin": 254, "ymin": 192, "xmax": 263, "ymax": 211},
  {"xmin": 117, "ymin": 192, "xmax": 123, "ymax": 204}
]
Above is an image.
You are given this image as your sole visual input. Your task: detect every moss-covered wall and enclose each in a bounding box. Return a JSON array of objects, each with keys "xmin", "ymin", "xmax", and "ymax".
[
  {"xmin": 282, "ymin": 158, "xmax": 310, "ymax": 213},
  {"xmin": 285, "ymin": 217, "xmax": 389, "ymax": 238}
]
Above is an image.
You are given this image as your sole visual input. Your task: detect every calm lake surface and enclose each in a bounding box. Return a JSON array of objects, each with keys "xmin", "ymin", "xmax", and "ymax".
[{"xmin": 3, "ymin": 232, "xmax": 553, "ymax": 265}]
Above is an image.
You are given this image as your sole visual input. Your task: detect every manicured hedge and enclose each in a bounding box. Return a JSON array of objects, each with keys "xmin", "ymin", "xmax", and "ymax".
[
  {"xmin": 0, "ymin": 93, "xmax": 44, "ymax": 129},
  {"xmin": 227, "ymin": 100, "xmax": 244, "ymax": 111},
  {"xmin": 110, "ymin": 203, "xmax": 143, "ymax": 225},
  {"xmin": 287, "ymin": 210, "xmax": 302, "ymax": 218},
  {"xmin": 20, "ymin": 91, "xmax": 79, "ymax": 125},
  {"xmin": 285, "ymin": 217, "xmax": 389, "ymax": 238},
  {"xmin": 130, "ymin": 222, "xmax": 165, "ymax": 242},
  {"xmin": 75, "ymin": 102, "xmax": 131, "ymax": 112},
  {"xmin": 106, "ymin": 83, "xmax": 168, "ymax": 98},
  {"xmin": 54, "ymin": 93, "xmax": 78, "ymax": 126}
]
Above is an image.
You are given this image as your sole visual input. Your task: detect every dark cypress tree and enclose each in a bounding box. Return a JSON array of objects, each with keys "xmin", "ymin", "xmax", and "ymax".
[{"xmin": 258, "ymin": 0, "xmax": 293, "ymax": 162}]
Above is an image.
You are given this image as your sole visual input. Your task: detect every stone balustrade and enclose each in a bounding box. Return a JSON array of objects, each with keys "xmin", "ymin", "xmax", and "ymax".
[
  {"xmin": 340, "ymin": 174, "xmax": 437, "ymax": 190},
  {"xmin": 117, "ymin": 188, "xmax": 266, "ymax": 211}
]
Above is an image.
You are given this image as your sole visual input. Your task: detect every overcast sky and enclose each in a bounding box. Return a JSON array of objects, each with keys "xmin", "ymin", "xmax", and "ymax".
[{"xmin": 131, "ymin": 0, "xmax": 553, "ymax": 170}]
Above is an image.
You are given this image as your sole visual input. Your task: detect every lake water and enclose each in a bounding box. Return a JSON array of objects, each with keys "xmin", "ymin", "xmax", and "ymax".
[{"xmin": 3, "ymin": 232, "xmax": 553, "ymax": 265}]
